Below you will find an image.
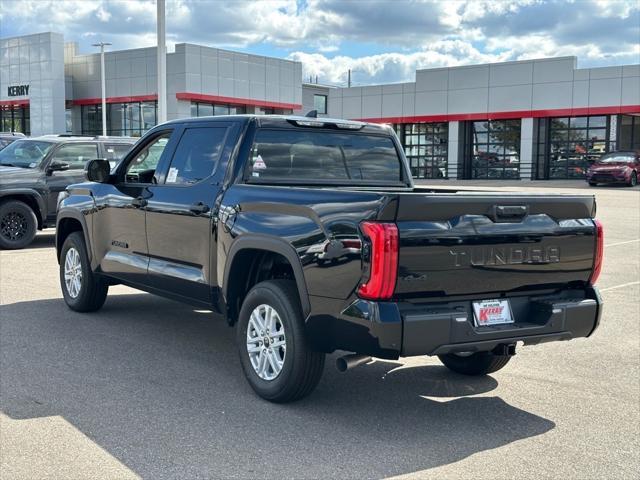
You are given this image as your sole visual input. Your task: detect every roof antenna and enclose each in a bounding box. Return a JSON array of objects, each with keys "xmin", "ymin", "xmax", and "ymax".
[{"xmin": 305, "ymin": 110, "xmax": 318, "ymax": 118}]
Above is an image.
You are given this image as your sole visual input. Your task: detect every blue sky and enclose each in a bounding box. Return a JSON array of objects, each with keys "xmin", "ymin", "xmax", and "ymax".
[{"xmin": 1, "ymin": 0, "xmax": 638, "ymax": 86}]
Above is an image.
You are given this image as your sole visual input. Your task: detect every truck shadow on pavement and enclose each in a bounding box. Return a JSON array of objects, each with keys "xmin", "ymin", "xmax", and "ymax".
[
  {"xmin": 22, "ymin": 230, "xmax": 56, "ymax": 250},
  {"xmin": 0, "ymin": 294, "xmax": 555, "ymax": 479}
]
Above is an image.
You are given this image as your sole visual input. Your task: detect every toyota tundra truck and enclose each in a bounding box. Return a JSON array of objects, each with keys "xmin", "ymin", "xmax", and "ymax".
[{"xmin": 55, "ymin": 115, "xmax": 603, "ymax": 402}]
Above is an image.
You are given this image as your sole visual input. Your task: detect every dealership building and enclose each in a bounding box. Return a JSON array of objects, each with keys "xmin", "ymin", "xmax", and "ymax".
[{"xmin": 1, "ymin": 31, "xmax": 639, "ymax": 181}]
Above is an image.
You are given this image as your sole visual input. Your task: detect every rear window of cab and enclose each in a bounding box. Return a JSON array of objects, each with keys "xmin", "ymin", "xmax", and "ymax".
[{"xmin": 247, "ymin": 129, "xmax": 404, "ymax": 185}]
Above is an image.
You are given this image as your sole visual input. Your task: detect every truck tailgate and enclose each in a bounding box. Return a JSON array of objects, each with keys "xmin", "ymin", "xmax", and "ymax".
[{"xmin": 394, "ymin": 192, "xmax": 597, "ymax": 297}]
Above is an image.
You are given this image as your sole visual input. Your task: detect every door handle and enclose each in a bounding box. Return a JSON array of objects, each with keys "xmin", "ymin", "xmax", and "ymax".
[
  {"xmin": 189, "ymin": 201, "xmax": 210, "ymax": 214},
  {"xmin": 132, "ymin": 196, "xmax": 148, "ymax": 208}
]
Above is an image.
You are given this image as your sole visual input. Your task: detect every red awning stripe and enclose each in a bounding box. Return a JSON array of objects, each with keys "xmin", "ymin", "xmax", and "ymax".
[
  {"xmin": 357, "ymin": 104, "xmax": 640, "ymax": 124},
  {"xmin": 0, "ymin": 99, "xmax": 29, "ymax": 108},
  {"xmin": 71, "ymin": 94, "xmax": 158, "ymax": 106},
  {"xmin": 175, "ymin": 92, "xmax": 301, "ymax": 110}
]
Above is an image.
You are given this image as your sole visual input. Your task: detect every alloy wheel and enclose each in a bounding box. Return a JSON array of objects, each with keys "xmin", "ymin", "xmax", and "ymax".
[
  {"xmin": 246, "ymin": 304, "xmax": 287, "ymax": 381},
  {"xmin": 64, "ymin": 247, "xmax": 83, "ymax": 298}
]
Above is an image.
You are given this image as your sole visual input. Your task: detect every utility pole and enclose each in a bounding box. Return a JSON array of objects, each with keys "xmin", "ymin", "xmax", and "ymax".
[
  {"xmin": 157, "ymin": 0, "xmax": 167, "ymax": 124},
  {"xmin": 348, "ymin": 69, "xmax": 351, "ymax": 88},
  {"xmin": 92, "ymin": 42, "xmax": 111, "ymax": 136}
]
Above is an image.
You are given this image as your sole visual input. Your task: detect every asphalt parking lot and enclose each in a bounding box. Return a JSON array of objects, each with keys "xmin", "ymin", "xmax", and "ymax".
[{"xmin": 1, "ymin": 181, "xmax": 638, "ymax": 479}]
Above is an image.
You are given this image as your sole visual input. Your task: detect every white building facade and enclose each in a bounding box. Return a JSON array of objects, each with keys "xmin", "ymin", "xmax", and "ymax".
[
  {"xmin": 304, "ymin": 57, "xmax": 640, "ymax": 180},
  {"xmin": 2, "ymin": 32, "xmax": 639, "ymax": 181}
]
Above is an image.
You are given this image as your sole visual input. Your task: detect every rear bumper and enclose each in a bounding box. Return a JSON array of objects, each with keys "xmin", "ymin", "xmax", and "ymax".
[
  {"xmin": 306, "ymin": 286, "xmax": 602, "ymax": 359},
  {"xmin": 401, "ymin": 287, "xmax": 602, "ymax": 356}
]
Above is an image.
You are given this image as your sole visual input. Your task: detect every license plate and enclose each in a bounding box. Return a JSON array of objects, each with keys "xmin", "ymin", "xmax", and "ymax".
[{"xmin": 472, "ymin": 299, "xmax": 514, "ymax": 327}]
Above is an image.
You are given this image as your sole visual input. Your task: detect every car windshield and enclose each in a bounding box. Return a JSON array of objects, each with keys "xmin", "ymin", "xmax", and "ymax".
[
  {"xmin": 0, "ymin": 140, "xmax": 55, "ymax": 168},
  {"xmin": 597, "ymin": 153, "xmax": 636, "ymax": 164},
  {"xmin": 0, "ymin": 137, "xmax": 18, "ymax": 151}
]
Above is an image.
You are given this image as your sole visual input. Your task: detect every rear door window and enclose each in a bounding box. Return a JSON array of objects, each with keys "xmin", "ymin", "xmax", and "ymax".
[
  {"xmin": 164, "ymin": 127, "xmax": 228, "ymax": 185},
  {"xmin": 51, "ymin": 143, "xmax": 99, "ymax": 169},
  {"xmin": 104, "ymin": 143, "xmax": 133, "ymax": 161},
  {"xmin": 248, "ymin": 129, "xmax": 402, "ymax": 183}
]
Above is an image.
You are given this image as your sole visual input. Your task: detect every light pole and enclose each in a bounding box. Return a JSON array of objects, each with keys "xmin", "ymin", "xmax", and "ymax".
[
  {"xmin": 157, "ymin": 0, "xmax": 167, "ymax": 124},
  {"xmin": 92, "ymin": 42, "xmax": 111, "ymax": 136}
]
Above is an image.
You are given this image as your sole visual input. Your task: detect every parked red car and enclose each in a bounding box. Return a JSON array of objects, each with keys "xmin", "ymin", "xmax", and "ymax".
[{"xmin": 586, "ymin": 151, "xmax": 640, "ymax": 187}]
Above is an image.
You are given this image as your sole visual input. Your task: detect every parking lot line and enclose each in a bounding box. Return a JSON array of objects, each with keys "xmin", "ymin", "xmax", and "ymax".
[
  {"xmin": 605, "ymin": 239, "xmax": 640, "ymax": 247},
  {"xmin": 600, "ymin": 281, "xmax": 640, "ymax": 292}
]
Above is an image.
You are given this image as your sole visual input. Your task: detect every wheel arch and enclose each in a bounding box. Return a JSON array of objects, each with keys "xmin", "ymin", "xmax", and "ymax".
[
  {"xmin": 56, "ymin": 210, "xmax": 92, "ymax": 264},
  {"xmin": 0, "ymin": 190, "xmax": 46, "ymax": 229},
  {"xmin": 223, "ymin": 235, "xmax": 311, "ymax": 324}
]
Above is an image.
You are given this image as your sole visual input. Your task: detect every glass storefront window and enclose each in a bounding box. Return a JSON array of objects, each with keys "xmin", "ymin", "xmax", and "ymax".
[
  {"xmin": 0, "ymin": 106, "xmax": 30, "ymax": 135},
  {"xmin": 469, "ymin": 119, "xmax": 521, "ymax": 179},
  {"xmin": 197, "ymin": 104, "xmax": 213, "ymax": 116},
  {"xmin": 109, "ymin": 103, "xmax": 125, "ymax": 136},
  {"xmin": 141, "ymin": 102, "xmax": 157, "ymax": 131},
  {"xmin": 128, "ymin": 103, "xmax": 141, "ymax": 134},
  {"xmin": 190, "ymin": 102, "xmax": 247, "ymax": 117},
  {"xmin": 619, "ymin": 114, "xmax": 640, "ymax": 150},
  {"xmin": 81, "ymin": 101, "xmax": 157, "ymax": 137},
  {"xmin": 547, "ymin": 115, "xmax": 611, "ymax": 179},
  {"xmin": 400, "ymin": 122, "xmax": 448, "ymax": 179},
  {"xmin": 81, "ymin": 105, "xmax": 102, "ymax": 135},
  {"xmin": 214, "ymin": 105, "xmax": 229, "ymax": 116}
]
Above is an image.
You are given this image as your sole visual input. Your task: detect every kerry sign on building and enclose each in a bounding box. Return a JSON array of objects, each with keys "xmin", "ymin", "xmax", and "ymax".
[{"xmin": 7, "ymin": 85, "xmax": 29, "ymax": 97}]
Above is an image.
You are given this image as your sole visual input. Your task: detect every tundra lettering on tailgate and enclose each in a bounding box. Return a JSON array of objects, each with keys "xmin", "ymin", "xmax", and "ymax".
[{"xmin": 450, "ymin": 246, "xmax": 560, "ymax": 267}]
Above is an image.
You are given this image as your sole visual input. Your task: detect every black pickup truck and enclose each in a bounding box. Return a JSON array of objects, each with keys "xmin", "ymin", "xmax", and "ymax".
[{"xmin": 56, "ymin": 115, "xmax": 603, "ymax": 402}]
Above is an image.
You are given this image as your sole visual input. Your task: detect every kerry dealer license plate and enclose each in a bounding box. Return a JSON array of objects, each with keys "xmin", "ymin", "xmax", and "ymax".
[{"xmin": 472, "ymin": 299, "xmax": 514, "ymax": 327}]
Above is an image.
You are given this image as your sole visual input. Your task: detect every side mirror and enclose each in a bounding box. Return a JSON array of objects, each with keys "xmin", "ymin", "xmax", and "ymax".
[
  {"xmin": 47, "ymin": 160, "xmax": 70, "ymax": 175},
  {"xmin": 85, "ymin": 158, "xmax": 111, "ymax": 183}
]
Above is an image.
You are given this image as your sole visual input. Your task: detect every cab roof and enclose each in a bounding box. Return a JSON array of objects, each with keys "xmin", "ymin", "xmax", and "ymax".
[
  {"xmin": 162, "ymin": 114, "xmax": 391, "ymax": 134},
  {"xmin": 30, "ymin": 135, "xmax": 137, "ymax": 144}
]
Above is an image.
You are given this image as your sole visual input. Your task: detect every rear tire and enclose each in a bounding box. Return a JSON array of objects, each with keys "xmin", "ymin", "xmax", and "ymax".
[
  {"xmin": 438, "ymin": 351, "xmax": 511, "ymax": 376},
  {"xmin": 629, "ymin": 171, "xmax": 637, "ymax": 187},
  {"xmin": 60, "ymin": 232, "xmax": 108, "ymax": 312},
  {"xmin": 588, "ymin": 182, "xmax": 597, "ymax": 187},
  {"xmin": 0, "ymin": 200, "xmax": 37, "ymax": 249},
  {"xmin": 236, "ymin": 279, "xmax": 325, "ymax": 403}
]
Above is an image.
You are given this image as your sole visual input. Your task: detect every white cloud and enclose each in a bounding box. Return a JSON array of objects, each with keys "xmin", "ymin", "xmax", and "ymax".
[
  {"xmin": 0, "ymin": 0, "xmax": 637, "ymax": 84},
  {"xmin": 289, "ymin": 41, "xmax": 511, "ymax": 85}
]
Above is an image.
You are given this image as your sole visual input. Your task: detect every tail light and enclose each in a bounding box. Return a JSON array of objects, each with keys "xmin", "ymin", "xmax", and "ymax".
[
  {"xmin": 358, "ymin": 222, "xmax": 398, "ymax": 300},
  {"xmin": 589, "ymin": 219, "xmax": 604, "ymax": 285}
]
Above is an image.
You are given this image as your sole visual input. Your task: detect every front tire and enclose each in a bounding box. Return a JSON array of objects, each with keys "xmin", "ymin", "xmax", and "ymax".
[
  {"xmin": 60, "ymin": 232, "xmax": 108, "ymax": 312},
  {"xmin": 588, "ymin": 181, "xmax": 597, "ymax": 187},
  {"xmin": 0, "ymin": 200, "xmax": 37, "ymax": 249},
  {"xmin": 236, "ymin": 279, "xmax": 325, "ymax": 403},
  {"xmin": 629, "ymin": 171, "xmax": 637, "ymax": 187},
  {"xmin": 438, "ymin": 351, "xmax": 511, "ymax": 376}
]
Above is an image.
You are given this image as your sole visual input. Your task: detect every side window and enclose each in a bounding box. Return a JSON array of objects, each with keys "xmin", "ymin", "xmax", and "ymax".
[
  {"xmin": 104, "ymin": 143, "xmax": 134, "ymax": 168},
  {"xmin": 164, "ymin": 127, "xmax": 227, "ymax": 185},
  {"xmin": 125, "ymin": 133, "xmax": 171, "ymax": 184},
  {"xmin": 51, "ymin": 143, "xmax": 99, "ymax": 169},
  {"xmin": 104, "ymin": 143, "xmax": 133, "ymax": 161}
]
